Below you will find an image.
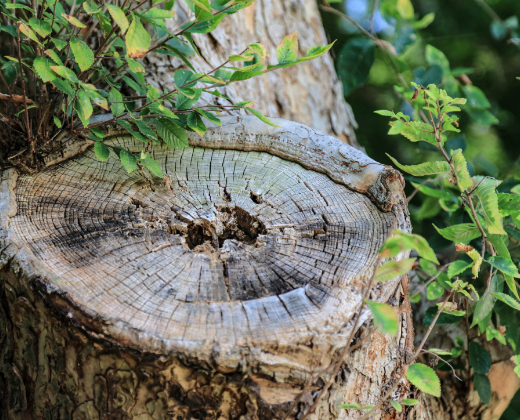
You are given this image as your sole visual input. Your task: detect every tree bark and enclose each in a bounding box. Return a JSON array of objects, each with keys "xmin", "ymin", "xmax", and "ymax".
[
  {"xmin": 145, "ymin": 0, "xmax": 360, "ymax": 149},
  {"xmin": 0, "ymin": 116, "xmax": 412, "ymax": 420}
]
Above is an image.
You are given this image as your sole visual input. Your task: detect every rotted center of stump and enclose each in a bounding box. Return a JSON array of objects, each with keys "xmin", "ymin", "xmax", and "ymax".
[{"xmin": 185, "ymin": 206, "xmax": 267, "ymax": 252}]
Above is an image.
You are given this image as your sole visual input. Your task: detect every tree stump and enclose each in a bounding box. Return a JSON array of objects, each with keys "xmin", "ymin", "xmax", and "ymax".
[{"xmin": 0, "ymin": 116, "xmax": 412, "ymax": 420}]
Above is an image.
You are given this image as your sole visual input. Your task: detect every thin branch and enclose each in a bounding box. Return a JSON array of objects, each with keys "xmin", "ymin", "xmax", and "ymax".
[
  {"xmin": 420, "ymin": 350, "xmax": 462, "ymax": 381},
  {"xmin": 16, "ymin": 23, "xmax": 33, "ymax": 158}
]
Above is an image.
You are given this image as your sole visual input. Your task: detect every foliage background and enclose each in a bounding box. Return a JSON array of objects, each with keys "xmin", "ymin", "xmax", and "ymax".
[{"xmin": 321, "ymin": 0, "xmax": 520, "ymax": 416}]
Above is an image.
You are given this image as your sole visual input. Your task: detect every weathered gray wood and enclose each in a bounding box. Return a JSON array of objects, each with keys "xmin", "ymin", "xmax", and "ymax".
[{"xmin": 0, "ymin": 117, "xmax": 412, "ymax": 419}]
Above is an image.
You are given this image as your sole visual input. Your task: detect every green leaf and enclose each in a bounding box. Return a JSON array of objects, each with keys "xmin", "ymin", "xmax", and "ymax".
[
  {"xmin": 51, "ymin": 38, "xmax": 67, "ymax": 51},
  {"xmin": 119, "ymin": 150, "xmax": 137, "ymax": 173},
  {"xmin": 246, "ymin": 107, "xmax": 280, "ymax": 127},
  {"xmin": 401, "ymin": 399, "xmax": 420, "ymax": 406},
  {"xmin": 375, "ymin": 258, "xmax": 416, "ymax": 282},
  {"xmin": 366, "ymin": 301, "xmax": 398, "ymax": 336},
  {"xmin": 337, "ymin": 38, "xmax": 375, "ymax": 96},
  {"xmin": 411, "ymin": 183, "xmax": 452, "ymax": 201},
  {"xmin": 230, "ymin": 70, "xmax": 264, "ymax": 82},
  {"xmin": 388, "ymin": 120, "xmax": 405, "ymax": 135},
  {"xmin": 127, "ymin": 57, "xmax": 145, "ymax": 73},
  {"xmin": 33, "ymin": 56, "xmax": 58, "ymax": 82},
  {"xmin": 421, "ymin": 259, "xmax": 437, "ymax": 276},
  {"xmin": 83, "ymin": 1, "xmax": 103, "ymax": 14},
  {"xmin": 117, "ymin": 120, "xmax": 149, "ymax": 143},
  {"xmin": 107, "ymin": 4, "xmax": 129, "ymax": 33},
  {"xmin": 195, "ymin": 108, "xmax": 221, "ymax": 126},
  {"xmin": 451, "ymin": 149, "xmax": 472, "ymax": 191},
  {"xmin": 139, "ymin": 153, "xmax": 163, "ymax": 177},
  {"xmin": 406, "ymin": 363, "xmax": 441, "ymax": 397},
  {"xmin": 76, "ymin": 89, "xmax": 93, "ymax": 128},
  {"xmin": 413, "ymin": 12, "xmax": 435, "ymax": 29},
  {"xmin": 390, "ymin": 401, "xmax": 402, "ymax": 412},
  {"xmin": 156, "ymin": 118, "xmax": 189, "ymax": 148},
  {"xmin": 493, "ymin": 292, "xmax": 520, "ymax": 311},
  {"xmin": 126, "ymin": 18, "xmax": 151, "ymax": 59},
  {"xmin": 498, "ymin": 193, "xmax": 520, "ymax": 215},
  {"xmin": 463, "ymin": 85, "xmax": 491, "ymax": 109},
  {"xmin": 61, "ymin": 13, "xmax": 87, "ymax": 28},
  {"xmin": 471, "ymin": 292, "xmax": 496, "ymax": 328},
  {"xmin": 473, "ymin": 177, "xmax": 506, "ymax": 235},
  {"xmin": 29, "ymin": 17, "xmax": 51, "ymax": 37},
  {"xmin": 276, "ymin": 32, "xmax": 298, "ymax": 64},
  {"xmin": 428, "ymin": 348, "xmax": 452, "ymax": 356},
  {"xmin": 108, "ymin": 88, "xmax": 124, "ymax": 117},
  {"xmin": 187, "ymin": 112, "xmax": 206, "ymax": 136},
  {"xmin": 466, "ymin": 108, "xmax": 499, "ymax": 126},
  {"xmin": 53, "ymin": 79, "xmax": 75, "ymax": 97},
  {"xmin": 374, "ymin": 110, "xmax": 395, "ymax": 117},
  {"xmin": 425, "ymin": 45, "xmax": 450, "ymax": 74},
  {"xmin": 487, "ymin": 256, "xmax": 520, "ymax": 278},
  {"xmin": 433, "ymin": 224, "xmax": 481, "ymax": 243},
  {"xmin": 427, "ymin": 281, "xmax": 444, "ymax": 300},
  {"xmin": 397, "ymin": 0, "xmax": 414, "ymax": 19},
  {"xmin": 469, "ymin": 341, "xmax": 491, "ymax": 374},
  {"xmin": 45, "ymin": 49, "xmax": 63, "ymax": 66},
  {"xmin": 134, "ymin": 120, "xmax": 158, "ymax": 143},
  {"xmin": 70, "ymin": 37, "xmax": 94, "ymax": 71},
  {"xmin": 53, "ymin": 116, "xmax": 62, "ymax": 128},
  {"xmin": 175, "ymin": 88, "xmax": 202, "ymax": 110},
  {"xmin": 51, "ymin": 65, "xmax": 79, "ymax": 83},
  {"xmin": 379, "ymin": 230, "xmax": 439, "ymax": 264},
  {"xmin": 387, "ymin": 154, "xmax": 450, "ymax": 177},
  {"xmin": 6, "ymin": 3, "xmax": 35, "ymax": 13},
  {"xmin": 94, "ymin": 142, "xmax": 110, "ymax": 161},
  {"xmin": 447, "ymin": 260, "xmax": 472, "ymax": 279},
  {"xmin": 339, "ymin": 403, "xmax": 362, "ymax": 410},
  {"xmin": 296, "ymin": 42, "xmax": 335, "ymax": 63},
  {"xmin": 474, "ymin": 373, "xmax": 491, "ymax": 404}
]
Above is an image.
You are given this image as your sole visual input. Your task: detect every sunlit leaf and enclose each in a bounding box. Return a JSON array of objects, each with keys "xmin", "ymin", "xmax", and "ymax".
[
  {"xmin": 387, "ymin": 154, "xmax": 450, "ymax": 177},
  {"xmin": 366, "ymin": 301, "xmax": 398, "ymax": 335},
  {"xmin": 107, "ymin": 4, "xmax": 129, "ymax": 33},
  {"xmin": 375, "ymin": 258, "xmax": 416, "ymax": 282},
  {"xmin": 406, "ymin": 363, "xmax": 440, "ymax": 397},
  {"xmin": 276, "ymin": 32, "xmax": 298, "ymax": 64},
  {"xmin": 126, "ymin": 18, "xmax": 151, "ymax": 59}
]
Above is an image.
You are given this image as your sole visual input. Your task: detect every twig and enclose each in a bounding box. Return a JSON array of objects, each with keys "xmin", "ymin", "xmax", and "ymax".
[
  {"xmin": 16, "ymin": 23, "xmax": 33, "ymax": 159},
  {"xmin": 370, "ymin": 0, "xmax": 379, "ymax": 34},
  {"xmin": 420, "ymin": 350, "xmax": 462, "ymax": 381}
]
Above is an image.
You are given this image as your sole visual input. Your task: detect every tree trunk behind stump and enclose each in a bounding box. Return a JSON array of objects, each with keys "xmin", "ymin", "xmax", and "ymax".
[{"xmin": 0, "ymin": 116, "xmax": 412, "ymax": 420}]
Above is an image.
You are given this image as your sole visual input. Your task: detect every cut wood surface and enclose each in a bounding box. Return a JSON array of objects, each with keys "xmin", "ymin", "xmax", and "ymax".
[{"xmin": 0, "ymin": 117, "xmax": 412, "ymax": 419}]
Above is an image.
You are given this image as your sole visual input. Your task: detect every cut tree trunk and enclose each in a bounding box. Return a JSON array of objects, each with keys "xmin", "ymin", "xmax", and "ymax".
[{"xmin": 0, "ymin": 116, "xmax": 413, "ymax": 419}]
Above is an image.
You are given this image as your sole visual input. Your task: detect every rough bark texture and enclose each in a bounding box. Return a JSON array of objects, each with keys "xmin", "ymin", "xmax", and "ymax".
[
  {"xmin": 144, "ymin": 0, "xmax": 360, "ymax": 149},
  {"xmin": 0, "ymin": 116, "xmax": 413, "ymax": 419}
]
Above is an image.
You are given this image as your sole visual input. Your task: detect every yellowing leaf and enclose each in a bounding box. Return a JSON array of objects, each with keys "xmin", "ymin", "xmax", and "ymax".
[
  {"xmin": 126, "ymin": 19, "xmax": 151, "ymax": 59},
  {"xmin": 107, "ymin": 4, "xmax": 130, "ymax": 33},
  {"xmin": 375, "ymin": 258, "xmax": 416, "ymax": 282},
  {"xmin": 397, "ymin": 0, "xmax": 414, "ymax": 19},
  {"xmin": 61, "ymin": 13, "xmax": 87, "ymax": 28},
  {"xmin": 276, "ymin": 32, "xmax": 298, "ymax": 64},
  {"xmin": 451, "ymin": 149, "xmax": 472, "ymax": 191},
  {"xmin": 366, "ymin": 301, "xmax": 398, "ymax": 335}
]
